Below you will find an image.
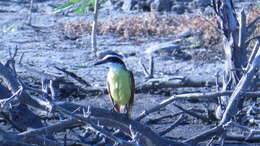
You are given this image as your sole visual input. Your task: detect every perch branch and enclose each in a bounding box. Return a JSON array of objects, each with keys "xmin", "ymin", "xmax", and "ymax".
[
  {"xmin": 53, "ymin": 104, "xmax": 136, "ymax": 145},
  {"xmin": 57, "ymin": 102, "xmax": 188, "ymax": 146}
]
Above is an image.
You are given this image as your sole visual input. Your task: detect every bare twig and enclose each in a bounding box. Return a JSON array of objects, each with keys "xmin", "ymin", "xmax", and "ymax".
[
  {"xmin": 172, "ymin": 103, "xmax": 210, "ymax": 123},
  {"xmin": 0, "ymin": 63, "xmax": 52, "ymax": 111},
  {"xmin": 55, "ymin": 66, "xmax": 91, "ymax": 87},
  {"xmin": 148, "ymin": 55, "xmax": 154, "ymax": 78},
  {"xmin": 247, "ymin": 16, "xmax": 260, "ymax": 30},
  {"xmin": 185, "ymin": 28, "xmax": 260, "ymax": 145},
  {"xmin": 139, "ymin": 59, "xmax": 150, "ymax": 77},
  {"xmin": 230, "ymin": 122, "xmax": 260, "ymax": 140},
  {"xmin": 0, "ymin": 86, "xmax": 23, "ymax": 108},
  {"xmin": 53, "ymin": 104, "xmax": 135, "ymax": 145},
  {"xmin": 246, "ymin": 40, "xmax": 260, "ymax": 71},
  {"xmin": 57, "ymin": 102, "xmax": 188, "ymax": 146},
  {"xmin": 159, "ymin": 114, "xmax": 186, "ymax": 136},
  {"xmin": 245, "ymin": 35, "xmax": 260, "ymax": 45},
  {"xmin": 184, "ymin": 125, "xmax": 224, "ymax": 145},
  {"xmin": 19, "ymin": 118, "xmax": 83, "ymax": 137},
  {"xmin": 220, "ymin": 43, "xmax": 260, "ymax": 124},
  {"xmin": 136, "ymin": 90, "xmax": 260, "ymax": 121},
  {"xmin": 92, "ymin": 0, "xmax": 99, "ymax": 57}
]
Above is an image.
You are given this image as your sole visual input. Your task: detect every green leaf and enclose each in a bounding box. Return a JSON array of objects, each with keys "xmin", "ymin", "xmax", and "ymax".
[
  {"xmin": 73, "ymin": 0, "xmax": 94, "ymax": 14},
  {"xmin": 53, "ymin": 0, "xmax": 82, "ymax": 13}
]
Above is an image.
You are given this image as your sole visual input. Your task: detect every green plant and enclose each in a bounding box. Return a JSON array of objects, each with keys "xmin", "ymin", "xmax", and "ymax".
[
  {"xmin": 53, "ymin": 0, "xmax": 106, "ymax": 14},
  {"xmin": 256, "ymin": 3, "xmax": 260, "ymax": 9}
]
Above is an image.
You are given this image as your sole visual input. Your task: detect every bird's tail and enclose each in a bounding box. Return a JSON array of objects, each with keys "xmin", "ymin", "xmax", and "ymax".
[{"xmin": 126, "ymin": 104, "xmax": 132, "ymax": 117}]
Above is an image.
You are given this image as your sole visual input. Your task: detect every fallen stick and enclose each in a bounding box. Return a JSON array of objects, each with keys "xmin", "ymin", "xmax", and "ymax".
[
  {"xmin": 172, "ymin": 103, "xmax": 210, "ymax": 123},
  {"xmin": 136, "ymin": 90, "xmax": 260, "ymax": 121},
  {"xmin": 159, "ymin": 114, "xmax": 186, "ymax": 136},
  {"xmin": 55, "ymin": 66, "xmax": 91, "ymax": 88}
]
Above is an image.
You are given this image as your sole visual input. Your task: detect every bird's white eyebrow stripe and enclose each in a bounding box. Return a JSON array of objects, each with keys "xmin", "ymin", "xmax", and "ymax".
[{"xmin": 103, "ymin": 54, "xmax": 123, "ymax": 60}]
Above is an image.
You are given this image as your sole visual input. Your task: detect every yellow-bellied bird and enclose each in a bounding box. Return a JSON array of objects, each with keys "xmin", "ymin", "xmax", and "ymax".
[{"xmin": 94, "ymin": 55, "xmax": 135, "ymax": 116}]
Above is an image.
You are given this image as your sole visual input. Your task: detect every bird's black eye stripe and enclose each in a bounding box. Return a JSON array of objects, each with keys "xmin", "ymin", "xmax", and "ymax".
[{"xmin": 107, "ymin": 57, "xmax": 125, "ymax": 65}]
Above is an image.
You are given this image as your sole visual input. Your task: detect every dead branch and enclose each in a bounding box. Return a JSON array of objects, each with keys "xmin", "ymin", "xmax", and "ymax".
[
  {"xmin": 139, "ymin": 59, "xmax": 150, "ymax": 77},
  {"xmin": 238, "ymin": 9, "xmax": 246, "ymax": 49},
  {"xmin": 17, "ymin": 63, "xmax": 60, "ymax": 81},
  {"xmin": 226, "ymin": 134, "xmax": 260, "ymax": 143},
  {"xmin": 159, "ymin": 114, "xmax": 186, "ymax": 136},
  {"xmin": 92, "ymin": 0, "xmax": 99, "ymax": 56},
  {"xmin": 0, "ymin": 62, "xmax": 51, "ymax": 111},
  {"xmin": 184, "ymin": 34, "xmax": 260, "ymax": 145},
  {"xmin": 245, "ymin": 35, "xmax": 260, "ymax": 46},
  {"xmin": 55, "ymin": 104, "xmax": 135, "ymax": 145},
  {"xmin": 0, "ymin": 127, "xmax": 62, "ymax": 146},
  {"xmin": 55, "ymin": 66, "xmax": 91, "ymax": 87},
  {"xmin": 0, "ymin": 86, "xmax": 22, "ymax": 108},
  {"xmin": 136, "ymin": 90, "xmax": 260, "ymax": 121},
  {"xmin": 137, "ymin": 76, "xmax": 218, "ymax": 92},
  {"xmin": 230, "ymin": 122, "xmax": 260, "ymax": 140},
  {"xmin": 184, "ymin": 125, "xmax": 224, "ymax": 145},
  {"xmin": 149, "ymin": 55, "xmax": 154, "ymax": 78},
  {"xmin": 246, "ymin": 40, "xmax": 260, "ymax": 71},
  {"xmin": 220, "ymin": 43, "xmax": 260, "ymax": 125},
  {"xmin": 56, "ymin": 102, "xmax": 189, "ymax": 146},
  {"xmin": 172, "ymin": 103, "xmax": 210, "ymax": 123},
  {"xmin": 18, "ymin": 118, "xmax": 84, "ymax": 137},
  {"xmin": 247, "ymin": 15, "xmax": 260, "ymax": 37}
]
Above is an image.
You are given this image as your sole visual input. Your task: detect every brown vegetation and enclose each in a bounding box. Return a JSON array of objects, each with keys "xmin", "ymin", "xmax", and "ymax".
[{"xmin": 59, "ymin": 6, "xmax": 260, "ymax": 50}]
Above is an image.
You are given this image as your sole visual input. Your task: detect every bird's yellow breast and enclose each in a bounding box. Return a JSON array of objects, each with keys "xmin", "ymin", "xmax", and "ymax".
[{"xmin": 107, "ymin": 68, "xmax": 131, "ymax": 105}]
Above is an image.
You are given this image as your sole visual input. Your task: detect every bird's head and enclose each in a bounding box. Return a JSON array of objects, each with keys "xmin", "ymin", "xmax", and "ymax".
[{"xmin": 94, "ymin": 54, "xmax": 126, "ymax": 69}]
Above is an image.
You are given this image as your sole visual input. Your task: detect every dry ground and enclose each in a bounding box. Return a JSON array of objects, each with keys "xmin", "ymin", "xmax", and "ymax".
[{"xmin": 0, "ymin": 1, "xmax": 260, "ymax": 145}]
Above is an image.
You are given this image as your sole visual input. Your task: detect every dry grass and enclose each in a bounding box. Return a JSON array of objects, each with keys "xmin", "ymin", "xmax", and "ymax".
[
  {"xmin": 59, "ymin": 6, "xmax": 260, "ymax": 47},
  {"xmin": 60, "ymin": 13, "xmax": 218, "ymax": 37}
]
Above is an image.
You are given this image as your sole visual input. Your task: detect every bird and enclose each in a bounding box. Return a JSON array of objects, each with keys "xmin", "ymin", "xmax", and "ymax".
[{"xmin": 94, "ymin": 54, "xmax": 135, "ymax": 116}]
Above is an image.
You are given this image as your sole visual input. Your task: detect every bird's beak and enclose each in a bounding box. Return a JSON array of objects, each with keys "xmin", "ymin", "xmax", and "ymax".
[{"xmin": 94, "ymin": 60, "xmax": 106, "ymax": 66}]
